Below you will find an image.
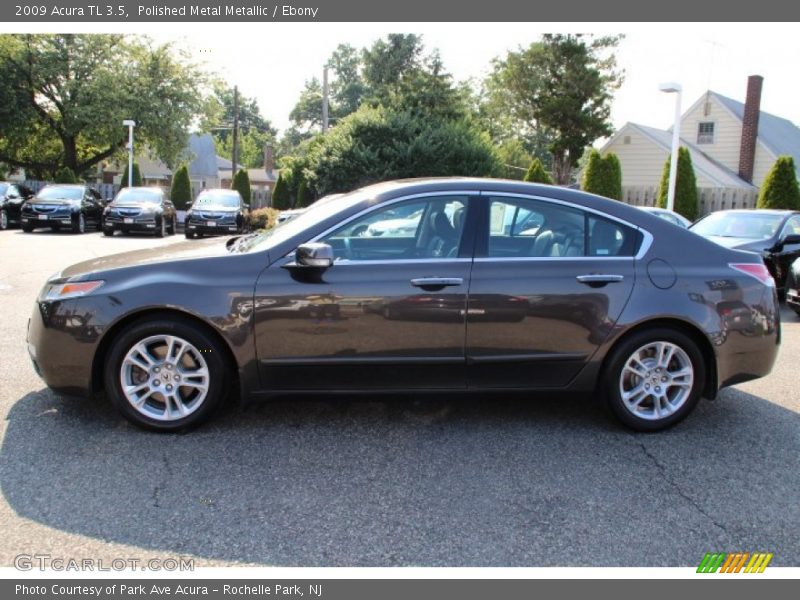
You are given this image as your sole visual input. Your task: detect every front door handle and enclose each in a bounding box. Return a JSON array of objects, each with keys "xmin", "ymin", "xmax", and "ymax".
[
  {"xmin": 410, "ymin": 277, "xmax": 464, "ymax": 290},
  {"xmin": 576, "ymin": 274, "xmax": 625, "ymax": 287}
]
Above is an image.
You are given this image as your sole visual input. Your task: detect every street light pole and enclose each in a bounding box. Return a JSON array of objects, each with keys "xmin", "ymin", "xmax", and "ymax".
[
  {"xmin": 232, "ymin": 86, "xmax": 240, "ymax": 172},
  {"xmin": 122, "ymin": 119, "xmax": 136, "ymax": 188},
  {"xmin": 659, "ymin": 82, "xmax": 682, "ymax": 213}
]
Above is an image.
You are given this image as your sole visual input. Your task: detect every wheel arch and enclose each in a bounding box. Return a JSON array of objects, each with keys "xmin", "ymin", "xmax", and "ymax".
[
  {"xmin": 91, "ymin": 307, "xmax": 240, "ymax": 396},
  {"xmin": 600, "ymin": 317, "xmax": 718, "ymax": 399}
]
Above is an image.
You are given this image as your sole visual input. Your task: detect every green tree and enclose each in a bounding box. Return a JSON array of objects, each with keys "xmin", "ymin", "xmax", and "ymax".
[
  {"xmin": 296, "ymin": 178, "xmax": 313, "ymax": 208},
  {"xmin": 170, "ymin": 164, "xmax": 192, "ymax": 210},
  {"xmin": 272, "ymin": 171, "xmax": 292, "ymax": 210},
  {"xmin": 119, "ymin": 161, "xmax": 143, "ymax": 188},
  {"xmin": 54, "ymin": 166, "xmax": 77, "ymax": 183},
  {"xmin": 523, "ymin": 158, "xmax": 554, "ymax": 184},
  {"xmin": 604, "ymin": 152, "xmax": 623, "ymax": 200},
  {"xmin": 0, "ymin": 34, "xmax": 206, "ymax": 177},
  {"xmin": 582, "ymin": 150, "xmax": 622, "ymax": 199},
  {"xmin": 495, "ymin": 138, "xmax": 534, "ymax": 180},
  {"xmin": 231, "ymin": 168, "xmax": 252, "ymax": 205},
  {"xmin": 757, "ymin": 156, "xmax": 800, "ymax": 210},
  {"xmin": 657, "ymin": 147, "xmax": 699, "ymax": 220},
  {"xmin": 486, "ymin": 34, "xmax": 624, "ymax": 184},
  {"xmin": 303, "ymin": 105, "xmax": 502, "ymax": 196}
]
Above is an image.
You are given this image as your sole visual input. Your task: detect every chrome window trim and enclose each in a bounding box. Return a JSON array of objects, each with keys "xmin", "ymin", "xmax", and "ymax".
[{"xmin": 481, "ymin": 191, "xmax": 653, "ymax": 260}]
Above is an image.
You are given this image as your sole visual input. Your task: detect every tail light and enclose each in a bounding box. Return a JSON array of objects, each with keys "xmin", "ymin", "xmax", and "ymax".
[{"xmin": 729, "ymin": 263, "xmax": 774, "ymax": 286}]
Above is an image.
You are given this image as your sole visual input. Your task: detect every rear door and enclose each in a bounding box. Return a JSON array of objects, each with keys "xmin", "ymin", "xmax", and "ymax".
[{"xmin": 466, "ymin": 193, "xmax": 639, "ymax": 389}]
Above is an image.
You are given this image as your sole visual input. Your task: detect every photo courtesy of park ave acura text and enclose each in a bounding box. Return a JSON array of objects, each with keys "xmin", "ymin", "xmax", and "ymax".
[{"xmin": 0, "ymin": 12, "xmax": 798, "ymax": 579}]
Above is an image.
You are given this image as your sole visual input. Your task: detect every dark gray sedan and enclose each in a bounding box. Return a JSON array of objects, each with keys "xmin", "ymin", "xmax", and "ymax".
[{"xmin": 27, "ymin": 179, "xmax": 780, "ymax": 432}]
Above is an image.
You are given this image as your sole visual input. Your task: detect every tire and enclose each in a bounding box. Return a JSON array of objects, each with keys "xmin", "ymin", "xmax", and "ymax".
[
  {"xmin": 102, "ymin": 227, "xmax": 115, "ymax": 237},
  {"xmin": 168, "ymin": 217, "xmax": 177, "ymax": 235},
  {"xmin": 185, "ymin": 230, "xmax": 194, "ymax": 239},
  {"xmin": 104, "ymin": 316, "xmax": 230, "ymax": 432},
  {"xmin": 0, "ymin": 209, "xmax": 8, "ymax": 230},
  {"xmin": 21, "ymin": 223, "xmax": 33, "ymax": 233},
  {"xmin": 154, "ymin": 217, "xmax": 165, "ymax": 238},
  {"xmin": 96, "ymin": 218, "xmax": 103, "ymax": 232},
  {"xmin": 603, "ymin": 327, "xmax": 706, "ymax": 432},
  {"xmin": 72, "ymin": 213, "xmax": 86, "ymax": 234},
  {"xmin": 793, "ymin": 308, "xmax": 800, "ymax": 318}
]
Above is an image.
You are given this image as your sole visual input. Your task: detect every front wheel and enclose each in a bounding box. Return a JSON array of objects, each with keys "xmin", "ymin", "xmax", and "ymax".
[
  {"xmin": 104, "ymin": 317, "xmax": 230, "ymax": 431},
  {"xmin": 603, "ymin": 328, "xmax": 705, "ymax": 432},
  {"xmin": 0, "ymin": 209, "xmax": 8, "ymax": 230},
  {"xmin": 154, "ymin": 217, "xmax": 165, "ymax": 238},
  {"xmin": 102, "ymin": 227, "xmax": 115, "ymax": 237},
  {"xmin": 72, "ymin": 213, "xmax": 86, "ymax": 234}
]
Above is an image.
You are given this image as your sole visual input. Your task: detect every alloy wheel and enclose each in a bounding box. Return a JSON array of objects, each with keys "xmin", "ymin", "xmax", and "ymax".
[
  {"xmin": 618, "ymin": 341, "xmax": 694, "ymax": 421},
  {"xmin": 0, "ymin": 210, "xmax": 7, "ymax": 230},
  {"xmin": 119, "ymin": 334, "xmax": 210, "ymax": 422}
]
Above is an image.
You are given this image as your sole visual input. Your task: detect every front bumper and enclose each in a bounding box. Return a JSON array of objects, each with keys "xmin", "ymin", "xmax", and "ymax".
[
  {"xmin": 26, "ymin": 298, "xmax": 97, "ymax": 397},
  {"xmin": 787, "ymin": 286, "xmax": 800, "ymax": 311},
  {"xmin": 186, "ymin": 220, "xmax": 241, "ymax": 235},
  {"xmin": 21, "ymin": 213, "xmax": 75, "ymax": 228},
  {"xmin": 104, "ymin": 215, "xmax": 158, "ymax": 232}
]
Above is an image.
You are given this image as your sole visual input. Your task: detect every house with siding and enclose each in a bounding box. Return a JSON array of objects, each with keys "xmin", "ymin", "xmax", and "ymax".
[{"xmin": 600, "ymin": 76, "xmax": 800, "ymax": 211}]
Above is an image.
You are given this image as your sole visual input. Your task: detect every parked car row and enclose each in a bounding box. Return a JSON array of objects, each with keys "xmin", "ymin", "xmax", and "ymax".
[{"xmin": 1, "ymin": 182, "xmax": 250, "ymax": 239}]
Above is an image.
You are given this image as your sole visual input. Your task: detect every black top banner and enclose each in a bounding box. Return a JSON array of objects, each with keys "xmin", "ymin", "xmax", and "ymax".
[{"xmin": 2, "ymin": 0, "xmax": 799, "ymax": 22}]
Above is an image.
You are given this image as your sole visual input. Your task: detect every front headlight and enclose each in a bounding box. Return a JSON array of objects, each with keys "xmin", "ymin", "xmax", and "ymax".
[{"xmin": 43, "ymin": 280, "xmax": 104, "ymax": 301}]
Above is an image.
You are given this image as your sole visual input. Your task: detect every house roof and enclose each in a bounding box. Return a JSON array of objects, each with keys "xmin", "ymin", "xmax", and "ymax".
[
  {"xmin": 621, "ymin": 122, "xmax": 756, "ymax": 188},
  {"xmin": 218, "ymin": 168, "xmax": 277, "ymax": 184},
  {"xmin": 188, "ymin": 133, "xmax": 220, "ymax": 178},
  {"xmin": 711, "ymin": 92, "xmax": 800, "ymax": 162}
]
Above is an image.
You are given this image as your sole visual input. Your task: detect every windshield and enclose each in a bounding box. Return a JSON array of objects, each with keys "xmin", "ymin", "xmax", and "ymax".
[
  {"xmin": 691, "ymin": 212, "xmax": 783, "ymax": 240},
  {"xmin": 0, "ymin": 184, "xmax": 8, "ymax": 195},
  {"xmin": 195, "ymin": 192, "xmax": 240, "ymax": 207},
  {"xmin": 236, "ymin": 191, "xmax": 368, "ymax": 253},
  {"xmin": 36, "ymin": 186, "xmax": 83, "ymax": 201},
  {"xmin": 114, "ymin": 188, "xmax": 162, "ymax": 204}
]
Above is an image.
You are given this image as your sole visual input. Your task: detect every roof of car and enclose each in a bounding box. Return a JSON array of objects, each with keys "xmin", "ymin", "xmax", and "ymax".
[{"xmin": 709, "ymin": 209, "xmax": 800, "ymax": 215}]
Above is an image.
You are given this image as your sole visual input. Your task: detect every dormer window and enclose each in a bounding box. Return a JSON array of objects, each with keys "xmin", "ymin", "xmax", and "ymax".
[{"xmin": 697, "ymin": 122, "xmax": 715, "ymax": 144}]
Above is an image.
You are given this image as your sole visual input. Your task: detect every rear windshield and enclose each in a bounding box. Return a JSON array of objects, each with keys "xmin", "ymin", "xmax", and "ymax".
[
  {"xmin": 36, "ymin": 186, "xmax": 83, "ymax": 201},
  {"xmin": 114, "ymin": 188, "xmax": 162, "ymax": 204},
  {"xmin": 691, "ymin": 212, "xmax": 783, "ymax": 240}
]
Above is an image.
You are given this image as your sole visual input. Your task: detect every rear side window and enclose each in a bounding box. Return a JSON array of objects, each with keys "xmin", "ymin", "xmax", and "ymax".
[{"xmin": 486, "ymin": 196, "xmax": 641, "ymax": 258}]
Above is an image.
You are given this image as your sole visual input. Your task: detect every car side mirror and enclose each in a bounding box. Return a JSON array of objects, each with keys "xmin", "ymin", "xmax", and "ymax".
[
  {"xmin": 781, "ymin": 233, "xmax": 800, "ymax": 246},
  {"xmin": 243, "ymin": 203, "xmax": 250, "ymax": 210},
  {"xmin": 295, "ymin": 243, "xmax": 334, "ymax": 268}
]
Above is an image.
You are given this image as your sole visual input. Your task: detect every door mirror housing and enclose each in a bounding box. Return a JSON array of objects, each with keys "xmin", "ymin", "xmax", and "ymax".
[
  {"xmin": 781, "ymin": 233, "xmax": 800, "ymax": 246},
  {"xmin": 295, "ymin": 243, "xmax": 334, "ymax": 268}
]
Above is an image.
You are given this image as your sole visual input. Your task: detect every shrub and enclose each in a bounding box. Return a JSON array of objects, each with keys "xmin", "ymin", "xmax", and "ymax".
[
  {"xmin": 272, "ymin": 171, "xmax": 292, "ymax": 210},
  {"xmin": 523, "ymin": 158, "xmax": 554, "ymax": 184},
  {"xmin": 231, "ymin": 169, "xmax": 252, "ymax": 205},
  {"xmin": 757, "ymin": 156, "xmax": 800, "ymax": 210},
  {"xmin": 582, "ymin": 150, "xmax": 622, "ymax": 199},
  {"xmin": 54, "ymin": 166, "xmax": 77, "ymax": 183},
  {"xmin": 657, "ymin": 147, "xmax": 699, "ymax": 221},
  {"xmin": 119, "ymin": 162, "xmax": 143, "ymax": 188},
  {"xmin": 248, "ymin": 207, "xmax": 280, "ymax": 230},
  {"xmin": 170, "ymin": 164, "xmax": 192, "ymax": 210},
  {"xmin": 296, "ymin": 178, "xmax": 314, "ymax": 207}
]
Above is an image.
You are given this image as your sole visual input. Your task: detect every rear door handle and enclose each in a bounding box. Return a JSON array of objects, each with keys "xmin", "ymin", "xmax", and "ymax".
[
  {"xmin": 576, "ymin": 274, "xmax": 625, "ymax": 287},
  {"xmin": 410, "ymin": 277, "xmax": 464, "ymax": 290}
]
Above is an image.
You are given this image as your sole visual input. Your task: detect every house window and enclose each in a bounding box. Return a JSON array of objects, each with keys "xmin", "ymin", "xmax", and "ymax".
[{"xmin": 697, "ymin": 122, "xmax": 715, "ymax": 144}]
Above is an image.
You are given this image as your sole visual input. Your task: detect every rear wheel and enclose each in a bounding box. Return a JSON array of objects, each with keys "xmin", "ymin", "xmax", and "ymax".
[
  {"xmin": 104, "ymin": 317, "xmax": 230, "ymax": 431},
  {"xmin": 603, "ymin": 328, "xmax": 705, "ymax": 432}
]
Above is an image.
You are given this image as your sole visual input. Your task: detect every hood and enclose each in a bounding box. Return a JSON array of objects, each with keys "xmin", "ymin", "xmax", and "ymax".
[
  {"xmin": 190, "ymin": 204, "xmax": 239, "ymax": 213},
  {"xmin": 31, "ymin": 199, "xmax": 78, "ymax": 206},
  {"xmin": 110, "ymin": 202, "xmax": 158, "ymax": 209},
  {"xmin": 703, "ymin": 235, "xmax": 770, "ymax": 252},
  {"xmin": 59, "ymin": 237, "xmax": 231, "ymax": 279}
]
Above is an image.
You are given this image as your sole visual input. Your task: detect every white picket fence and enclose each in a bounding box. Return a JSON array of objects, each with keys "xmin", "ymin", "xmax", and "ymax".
[
  {"xmin": 622, "ymin": 186, "xmax": 758, "ymax": 217},
  {"xmin": 24, "ymin": 180, "xmax": 272, "ymax": 209}
]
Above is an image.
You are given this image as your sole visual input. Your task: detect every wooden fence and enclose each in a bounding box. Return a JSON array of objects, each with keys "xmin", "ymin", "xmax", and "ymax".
[{"xmin": 622, "ymin": 186, "xmax": 758, "ymax": 217}]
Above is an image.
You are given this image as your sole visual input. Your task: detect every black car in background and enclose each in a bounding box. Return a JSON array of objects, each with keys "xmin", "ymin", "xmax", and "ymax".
[
  {"xmin": 690, "ymin": 209, "xmax": 800, "ymax": 295},
  {"xmin": 785, "ymin": 259, "xmax": 800, "ymax": 316},
  {"xmin": 27, "ymin": 178, "xmax": 780, "ymax": 433},
  {"xmin": 0, "ymin": 182, "xmax": 35, "ymax": 230},
  {"xmin": 21, "ymin": 184, "xmax": 105, "ymax": 234},
  {"xmin": 185, "ymin": 189, "xmax": 249, "ymax": 238},
  {"xmin": 103, "ymin": 187, "xmax": 177, "ymax": 237}
]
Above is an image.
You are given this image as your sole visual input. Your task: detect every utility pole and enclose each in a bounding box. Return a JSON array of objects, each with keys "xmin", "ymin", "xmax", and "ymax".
[
  {"xmin": 232, "ymin": 85, "xmax": 240, "ymax": 172},
  {"xmin": 322, "ymin": 66, "xmax": 329, "ymax": 133}
]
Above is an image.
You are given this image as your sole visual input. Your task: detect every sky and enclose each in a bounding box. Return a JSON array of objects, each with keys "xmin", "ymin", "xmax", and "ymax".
[{"xmin": 9, "ymin": 22, "xmax": 800, "ymax": 139}]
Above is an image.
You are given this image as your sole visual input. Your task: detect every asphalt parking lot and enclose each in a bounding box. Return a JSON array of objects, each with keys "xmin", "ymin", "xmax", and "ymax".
[{"xmin": 0, "ymin": 227, "xmax": 798, "ymax": 568}]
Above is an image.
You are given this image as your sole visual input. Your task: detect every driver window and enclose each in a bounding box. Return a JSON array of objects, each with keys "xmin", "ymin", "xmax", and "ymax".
[{"xmin": 322, "ymin": 196, "xmax": 468, "ymax": 261}]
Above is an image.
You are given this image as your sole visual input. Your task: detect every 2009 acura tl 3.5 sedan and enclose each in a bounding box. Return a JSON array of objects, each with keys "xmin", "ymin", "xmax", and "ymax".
[{"xmin": 27, "ymin": 179, "xmax": 780, "ymax": 432}]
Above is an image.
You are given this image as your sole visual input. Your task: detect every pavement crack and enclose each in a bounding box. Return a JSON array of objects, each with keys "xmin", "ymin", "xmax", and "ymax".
[
  {"xmin": 151, "ymin": 450, "xmax": 172, "ymax": 508},
  {"xmin": 637, "ymin": 440, "xmax": 734, "ymax": 541}
]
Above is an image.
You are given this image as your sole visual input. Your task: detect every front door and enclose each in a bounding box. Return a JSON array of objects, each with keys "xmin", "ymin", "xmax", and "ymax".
[
  {"xmin": 253, "ymin": 194, "xmax": 474, "ymax": 390},
  {"xmin": 466, "ymin": 194, "xmax": 637, "ymax": 389}
]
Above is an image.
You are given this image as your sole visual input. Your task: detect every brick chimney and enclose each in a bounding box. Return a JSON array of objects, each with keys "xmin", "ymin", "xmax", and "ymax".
[
  {"xmin": 738, "ymin": 75, "xmax": 763, "ymax": 183},
  {"xmin": 264, "ymin": 144, "xmax": 274, "ymax": 173}
]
